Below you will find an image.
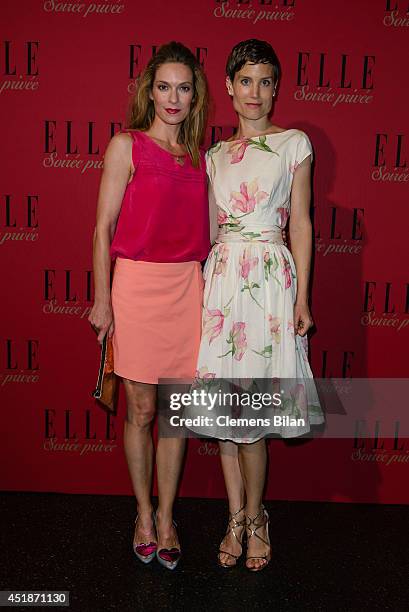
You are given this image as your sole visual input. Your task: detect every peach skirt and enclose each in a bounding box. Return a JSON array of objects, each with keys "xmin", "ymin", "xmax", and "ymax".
[{"xmin": 111, "ymin": 258, "xmax": 203, "ymax": 384}]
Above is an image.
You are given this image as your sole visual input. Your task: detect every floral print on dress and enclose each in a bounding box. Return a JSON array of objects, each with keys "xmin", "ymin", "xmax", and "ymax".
[
  {"xmin": 192, "ymin": 366, "xmax": 218, "ymax": 394},
  {"xmin": 281, "ymin": 255, "xmax": 293, "ymax": 289},
  {"xmin": 263, "ymin": 250, "xmax": 282, "ymax": 288},
  {"xmin": 268, "ymin": 315, "xmax": 281, "ymax": 344},
  {"xmin": 239, "ymin": 249, "xmax": 258, "ymax": 280},
  {"xmin": 253, "ymin": 315, "xmax": 280, "ymax": 358},
  {"xmin": 195, "ymin": 366, "xmax": 216, "ymax": 380},
  {"xmin": 193, "ymin": 130, "xmax": 323, "ymax": 442},
  {"xmin": 239, "ymin": 249, "xmax": 262, "ymax": 307},
  {"xmin": 287, "ymin": 320, "xmax": 295, "ymax": 338},
  {"xmin": 203, "ymin": 308, "xmax": 225, "ymax": 344},
  {"xmin": 227, "ymin": 135, "xmax": 279, "ymax": 164},
  {"xmin": 219, "ymin": 322, "xmax": 247, "ymax": 361},
  {"xmin": 228, "ymin": 138, "xmax": 250, "ymax": 164},
  {"xmin": 230, "ymin": 179, "xmax": 268, "ymax": 215},
  {"xmin": 217, "ymin": 209, "xmax": 229, "ymax": 225},
  {"xmin": 214, "ymin": 243, "xmax": 229, "ymax": 276}
]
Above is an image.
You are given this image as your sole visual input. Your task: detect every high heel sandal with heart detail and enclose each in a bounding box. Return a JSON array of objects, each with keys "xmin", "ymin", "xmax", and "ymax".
[
  {"xmin": 218, "ymin": 506, "xmax": 246, "ymax": 568},
  {"xmin": 245, "ymin": 506, "xmax": 271, "ymax": 572},
  {"xmin": 154, "ymin": 512, "xmax": 181, "ymax": 571},
  {"xmin": 133, "ymin": 514, "xmax": 157, "ymax": 564}
]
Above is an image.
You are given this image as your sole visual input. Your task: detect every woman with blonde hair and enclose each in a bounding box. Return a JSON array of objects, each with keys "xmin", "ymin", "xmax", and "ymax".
[{"xmin": 88, "ymin": 41, "xmax": 209, "ymax": 570}]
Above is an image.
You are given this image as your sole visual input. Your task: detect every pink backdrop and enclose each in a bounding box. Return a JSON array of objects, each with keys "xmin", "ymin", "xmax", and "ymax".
[{"xmin": 1, "ymin": 0, "xmax": 409, "ymax": 503}]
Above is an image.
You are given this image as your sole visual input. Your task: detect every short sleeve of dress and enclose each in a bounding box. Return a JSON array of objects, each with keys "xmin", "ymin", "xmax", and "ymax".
[
  {"xmin": 205, "ymin": 141, "xmax": 223, "ymax": 183},
  {"xmin": 205, "ymin": 148, "xmax": 218, "ymax": 244},
  {"xmin": 295, "ymin": 131, "xmax": 313, "ymax": 165},
  {"xmin": 205, "ymin": 149, "xmax": 213, "ymax": 181}
]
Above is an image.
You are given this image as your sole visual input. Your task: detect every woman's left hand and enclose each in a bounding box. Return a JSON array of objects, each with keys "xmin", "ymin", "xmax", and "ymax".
[{"xmin": 294, "ymin": 302, "xmax": 314, "ymax": 336}]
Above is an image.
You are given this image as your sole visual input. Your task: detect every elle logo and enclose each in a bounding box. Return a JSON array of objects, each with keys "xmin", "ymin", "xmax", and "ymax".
[
  {"xmin": 3, "ymin": 339, "xmax": 39, "ymax": 370},
  {"xmin": 44, "ymin": 120, "xmax": 121, "ymax": 155},
  {"xmin": 312, "ymin": 207, "xmax": 364, "ymax": 256},
  {"xmin": 373, "ymin": 133, "xmax": 407, "ymax": 168},
  {"xmin": 43, "ymin": 269, "xmax": 93, "ymax": 302},
  {"xmin": 354, "ymin": 420, "xmax": 406, "ymax": 452},
  {"xmin": 44, "ymin": 409, "xmax": 116, "ymax": 441},
  {"xmin": 320, "ymin": 350, "xmax": 354, "ymax": 378},
  {"xmin": 294, "ymin": 52, "xmax": 375, "ymax": 107},
  {"xmin": 0, "ymin": 41, "xmax": 39, "ymax": 93},
  {"xmin": 1, "ymin": 195, "xmax": 39, "ymax": 245},
  {"xmin": 1, "ymin": 41, "xmax": 39, "ymax": 76},
  {"xmin": 296, "ymin": 52, "xmax": 375, "ymax": 89},
  {"xmin": 363, "ymin": 282, "xmax": 409, "ymax": 315},
  {"xmin": 1, "ymin": 339, "xmax": 39, "ymax": 386},
  {"xmin": 42, "ymin": 270, "xmax": 94, "ymax": 318},
  {"xmin": 312, "ymin": 207, "xmax": 364, "ymax": 241},
  {"xmin": 361, "ymin": 282, "xmax": 409, "ymax": 332},
  {"xmin": 372, "ymin": 134, "xmax": 409, "ymax": 182}
]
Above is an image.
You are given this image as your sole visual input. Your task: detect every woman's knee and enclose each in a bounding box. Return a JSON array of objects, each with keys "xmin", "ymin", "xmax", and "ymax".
[
  {"xmin": 123, "ymin": 380, "xmax": 156, "ymax": 428},
  {"xmin": 126, "ymin": 401, "xmax": 156, "ymax": 428}
]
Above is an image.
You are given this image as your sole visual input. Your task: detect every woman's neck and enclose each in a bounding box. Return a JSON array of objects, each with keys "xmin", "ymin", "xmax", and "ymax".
[
  {"xmin": 234, "ymin": 117, "xmax": 273, "ymax": 140},
  {"xmin": 146, "ymin": 117, "xmax": 181, "ymax": 146}
]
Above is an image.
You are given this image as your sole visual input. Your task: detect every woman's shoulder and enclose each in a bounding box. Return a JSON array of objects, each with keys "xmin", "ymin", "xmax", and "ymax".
[
  {"xmin": 285, "ymin": 128, "xmax": 312, "ymax": 145},
  {"xmin": 108, "ymin": 129, "xmax": 144, "ymax": 152},
  {"xmin": 114, "ymin": 129, "xmax": 142, "ymax": 143},
  {"xmin": 283, "ymin": 129, "xmax": 313, "ymax": 162},
  {"xmin": 110, "ymin": 130, "xmax": 137, "ymax": 146},
  {"xmin": 103, "ymin": 130, "xmax": 135, "ymax": 164},
  {"xmin": 279, "ymin": 129, "xmax": 313, "ymax": 158}
]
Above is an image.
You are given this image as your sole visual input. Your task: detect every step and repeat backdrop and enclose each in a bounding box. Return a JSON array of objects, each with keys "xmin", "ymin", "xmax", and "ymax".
[{"xmin": 1, "ymin": 0, "xmax": 408, "ymax": 503}]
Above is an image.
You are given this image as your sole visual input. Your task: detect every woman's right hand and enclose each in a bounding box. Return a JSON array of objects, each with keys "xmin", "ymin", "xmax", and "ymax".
[{"xmin": 88, "ymin": 301, "xmax": 114, "ymax": 344}]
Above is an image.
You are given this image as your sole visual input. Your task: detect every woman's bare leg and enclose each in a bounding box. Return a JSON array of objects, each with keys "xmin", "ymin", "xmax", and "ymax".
[
  {"xmin": 156, "ymin": 437, "xmax": 186, "ymax": 549},
  {"xmin": 238, "ymin": 439, "xmax": 269, "ymax": 570},
  {"xmin": 123, "ymin": 379, "xmax": 157, "ymax": 544},
  {"xmin": 218, "ymin": 440, "xmax": 246, "ymax": 566}
]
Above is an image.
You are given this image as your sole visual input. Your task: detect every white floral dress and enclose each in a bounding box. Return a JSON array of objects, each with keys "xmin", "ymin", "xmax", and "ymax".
[{"xmin": 192, "ymin": 129, "xmax": 325, "ymax": 442}]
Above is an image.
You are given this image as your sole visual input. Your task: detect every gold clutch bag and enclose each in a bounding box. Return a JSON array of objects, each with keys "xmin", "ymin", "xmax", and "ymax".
[{"xmin": 92, "ymin": 335, "xmax": 118, "ymax": 413}]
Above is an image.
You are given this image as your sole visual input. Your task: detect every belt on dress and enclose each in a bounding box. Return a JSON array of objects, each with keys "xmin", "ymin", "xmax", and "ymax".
[{"xmin": 215, "ymin": 224, "xmax": 284, "ymax": 244}]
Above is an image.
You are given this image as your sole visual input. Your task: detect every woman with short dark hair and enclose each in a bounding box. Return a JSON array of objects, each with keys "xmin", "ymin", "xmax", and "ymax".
[{"xmin": 194, "ymin": 39, "xmax": 324, "ymax": 571}]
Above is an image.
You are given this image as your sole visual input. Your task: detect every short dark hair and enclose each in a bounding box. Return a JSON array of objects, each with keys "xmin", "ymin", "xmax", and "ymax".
[{"xmin": 226, "ymin": 39, "xmax": 280, "ymax": 83}]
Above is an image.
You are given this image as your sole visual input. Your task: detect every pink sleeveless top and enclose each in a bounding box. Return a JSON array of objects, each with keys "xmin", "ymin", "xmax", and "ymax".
[{"xmin": 110, "ymin": 130, "xmax": 210, "ymax": 263}]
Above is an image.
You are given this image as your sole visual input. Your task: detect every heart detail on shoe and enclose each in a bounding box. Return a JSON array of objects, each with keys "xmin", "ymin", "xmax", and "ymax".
[
  {"xmin": 134, "ymin": 542, "xmax": 157, "ymax": 557},
  {"xmin": 157, "ymin": 547, "xmax": 181, "ymax": 563}
]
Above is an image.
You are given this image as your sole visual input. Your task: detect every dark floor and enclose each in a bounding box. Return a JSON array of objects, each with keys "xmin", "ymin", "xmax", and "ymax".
[{"xmin": 1, "ymin": 493, "xmax": 408, "ymax": 611}]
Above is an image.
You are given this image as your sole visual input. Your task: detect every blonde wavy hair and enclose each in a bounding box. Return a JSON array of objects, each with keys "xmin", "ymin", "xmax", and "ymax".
[{"xmin": 127, "ymin": 41, "xmax": 208, "ymax": 168}]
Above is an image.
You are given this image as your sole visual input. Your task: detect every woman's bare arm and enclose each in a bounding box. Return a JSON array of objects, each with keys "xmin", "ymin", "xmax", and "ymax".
[
  {"xmin": 88, "ymin": 132, "xmax": 133, "ymax": 342},
  {"xmin": 288, "ymin": 155, "xmax": 313, "ymax": 335}
]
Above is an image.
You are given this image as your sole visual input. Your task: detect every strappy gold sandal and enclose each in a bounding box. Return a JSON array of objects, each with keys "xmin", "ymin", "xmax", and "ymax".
[
  {"xmin": 218, "ymin": 506, "xmax": 246, "ymax": 568},
  {"xmin": 245, "ymin": 506, "xmax": 271, "ymax": 572}
]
